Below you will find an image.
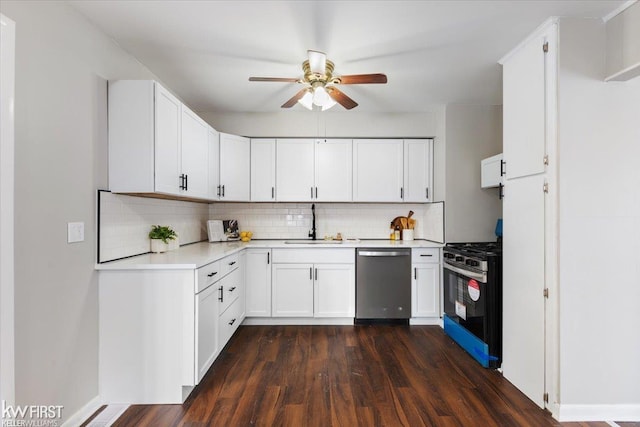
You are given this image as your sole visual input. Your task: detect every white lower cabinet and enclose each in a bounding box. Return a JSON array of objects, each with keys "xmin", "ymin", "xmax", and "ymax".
[
  {"xmin": 314, "ymin": 264, "xmax": 355, "ymax": 318},
  {"xmin": 411, "ymin": 248, "xmax": 441, "ymax": 318},
  {"xmin": 98, "ymin": 251, "xmax": 245, "ymax": 404},
  {"xmin": 272, "ymin": 264, "xmax": 315, "ymax": 317},
  {"xmin": 271, "ymin": 249, "xmax": 355, "ymax": 318},
  {"xmin": 245, "ymin": 249, "xmax": 272, "ymax": 317}
]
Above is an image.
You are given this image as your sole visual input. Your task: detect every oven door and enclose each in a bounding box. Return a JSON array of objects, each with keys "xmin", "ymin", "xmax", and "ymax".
[{"xmin": 443, "ymin": 261, "xmax": 487, "ymax": 340}]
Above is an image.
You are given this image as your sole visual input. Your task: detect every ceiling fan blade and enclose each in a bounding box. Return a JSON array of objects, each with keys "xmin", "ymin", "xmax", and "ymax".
[
  {"xmin": 307, "ymin": 50, "xmax": 326, "ymax": 74},
  {"xmin": 338, "ymin": 74, "xmax": 388, "ymax": 84},
  {"xmin": 249, "ymin": 77, "xmax": 300, "ymax": 83},
  {"xmin": 281, "ymin": 88, "xmax": 309, "ymax": 108},
  {"xmin": 327, "ymin": 87, "xmax": 358, "ymax": 110}
]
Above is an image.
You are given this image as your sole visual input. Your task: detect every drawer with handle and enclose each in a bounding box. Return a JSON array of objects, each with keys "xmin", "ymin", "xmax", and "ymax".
[
  {"xmin": 196, "ymin": 260, "xmax": 221, "ymax": 293},
  {"xmin": 217, "ymin": 267, "xmax": 242, "ymax": 314},
  {"xmin": 411, "ymin": 248, "xmax": 440, "ymax": 263},
  {"xmin": 220, "ymin": 253, "xmax": 240, "ymax": 277},
  {"xmin": 219, "ymin": 296, "xmax": 244, "ymax": 347}
]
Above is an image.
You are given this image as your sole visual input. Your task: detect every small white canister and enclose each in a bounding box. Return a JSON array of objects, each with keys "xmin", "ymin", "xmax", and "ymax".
[{"xmin": 402, "ymin": 229, "xmax": 414, "ymax": 241}]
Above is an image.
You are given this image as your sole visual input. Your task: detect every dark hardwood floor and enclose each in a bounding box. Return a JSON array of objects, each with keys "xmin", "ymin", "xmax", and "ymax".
[{"xmin": 87, "ymin": 325, "xmax": 638, "ymax": 427}]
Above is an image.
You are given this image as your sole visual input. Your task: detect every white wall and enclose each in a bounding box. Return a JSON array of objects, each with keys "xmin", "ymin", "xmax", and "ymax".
[
  {"xmin": 444, "ymin": 105, "xmax": 503, "ymax": 242},
  {"xmin": 0, "ymin": 1, "xmax": 157, "ymax": 423},
  {"xmin": 557, "ymin": 18, "xmax": 640, "ymax": 413}
]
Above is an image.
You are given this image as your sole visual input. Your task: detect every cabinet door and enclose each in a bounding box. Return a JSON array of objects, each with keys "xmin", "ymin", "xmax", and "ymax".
[
  {"xmin": 219, "ymin": 133, "xmax": 250, "ymax": 201},
  {"xmin": 403, "ymin": 139, "xmax": 433, "ymax": 202},
  {"xmin": 502, "ymin": 175, "xmax": 546, "ymax": 408},
  {"xmin": 314, "ymin": 264, "xmax": 355, "ymax": 318},
  {"xmin": 195, "ymin": 283, "xmax": 219, "ymax": 383},
  {"xmin": 353, "ymin": 139, "xmax": 404, "ymax": 202},
  {"xmin": 314, "ymin": 139, "xmax": 352, "ymax": 201},
  {"xmin": 245, "ymin": 249, "xmax": 272, "ymax": 317},
  {"xmin": 481, "ymin": 153, "xmax": 503, "ymax": 188},
  {"xmin": 503, "ymin": 26, "xmax": 553, "ymax": 180},
  {"xmin": 208, "ymin": 128, "xmax": 220, "ymax": 200},
  {"xmin": 276, "ymin": 139, "xmax": 315, "ymax": 201},
  {"xmin": 154, "ymin": 83, "xmax": 182, "ymax": 195},
  {"xmin": 411, "ymin": 264, "xmax": 440, "ymax": 317},
  {"xmin": 271, "ymin": 264, "xmax": 314, "ymax": 317},
  {"xmin": 251, "ymin": 139, "xmax": 276, "ymax": 201},
  {"xmin": 181, "ymin": 106, "xmax": 210, "ymax": 199}
]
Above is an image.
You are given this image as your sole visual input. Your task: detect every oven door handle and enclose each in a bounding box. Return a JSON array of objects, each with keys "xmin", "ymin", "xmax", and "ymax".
[{"xmin": 443, "ymin": 261, "xmax": 487, "ymax": 283}]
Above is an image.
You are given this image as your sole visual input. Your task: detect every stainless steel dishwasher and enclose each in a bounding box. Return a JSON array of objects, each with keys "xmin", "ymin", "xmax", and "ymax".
[{"xmin": 356, "ymin": 248, "xmax": 411, "ymax": 322}]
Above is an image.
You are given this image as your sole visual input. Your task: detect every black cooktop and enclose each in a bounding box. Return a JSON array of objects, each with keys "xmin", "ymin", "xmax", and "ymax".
[{"xmin": 445, "ymin": 241, "xmax": 502, "ymax": 258}]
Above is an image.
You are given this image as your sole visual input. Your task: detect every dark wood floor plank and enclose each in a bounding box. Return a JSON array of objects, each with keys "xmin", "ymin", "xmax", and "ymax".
[{"xmin": 104, "ymin": 325, "xmax": 622, "ymax": 427}]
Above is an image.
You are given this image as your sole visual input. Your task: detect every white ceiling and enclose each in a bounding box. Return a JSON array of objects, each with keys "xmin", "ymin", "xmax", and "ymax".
[{"xmin": 69, "ymin": 0, "xmax": 626, "ymax": 114}]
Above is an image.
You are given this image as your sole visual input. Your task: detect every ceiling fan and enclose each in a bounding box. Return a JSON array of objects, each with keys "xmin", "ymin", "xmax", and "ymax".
[{"xmin": 249, "ymin": 50, "xmax": 387, "ymax": 111}]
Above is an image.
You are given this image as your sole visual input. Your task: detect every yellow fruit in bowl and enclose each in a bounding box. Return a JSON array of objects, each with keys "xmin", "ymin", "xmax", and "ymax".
[
  {"xmin": 247, "ymin": 231, "xmax": 253, "ymax": 238},
  {"xmin": 241, "ymin": 236, "xmax": 250, "ymax": 242},
  {"xmin": 240, "ymin": 231, "xmax": 248, "ymax": 238}
]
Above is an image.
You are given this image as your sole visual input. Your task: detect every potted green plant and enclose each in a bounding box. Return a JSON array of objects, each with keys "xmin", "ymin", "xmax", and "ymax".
[{"xmin": 148, "ymin": 225, "xmax": 178, "ymax": 253}]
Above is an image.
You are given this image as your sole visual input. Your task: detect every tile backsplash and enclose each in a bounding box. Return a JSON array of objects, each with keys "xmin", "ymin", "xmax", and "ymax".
[
  {"xmin": 99, "ymin": 192, "xmax": 444, "ymax": 262},
  {"xmin": 99, "ymin": 192, "xmax": 209, "ymax": 262},
  {"xmin": 209, "ymin": 202, "xmax": 444, "ymax": 241}
]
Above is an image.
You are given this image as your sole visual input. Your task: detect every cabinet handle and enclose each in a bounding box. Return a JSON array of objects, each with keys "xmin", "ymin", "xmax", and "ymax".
[
  {"xmin": 229, "ymin": 286, "xmax": 236, "ymax": 292},
  {"xmin": 414, "ymin": 268, "xmax": 417, "ymax": 280},
  {"xmin": 420, "ymin": 254, "xmax": 433, "ymax": 257},
  {"xmin": 179, "ymin": 174, "xmax": 185, "ymax": 190},
  {"xmin": 184, "ymin": 174, "xmax": 188, "ymax": 191},
  {"xmin": 271, "ymin": 187, "xmax": 275, "ymax": 199},
  {"xmin": 400, "ymin": 187, "xmax": 404, "ymax": 199},
  {"xmin": 217, "ymin": 185, "xmax": 221, "ymax": 197},
  {"xmin": 500, "ymin": 160, "xmax": 506, "ymax": 177},
  {"xmin": 207, "ymin": 271, "xmax": 218, "ymax": 277},
  {"xmin": 426, "ymin": 188, "xmax": 429, "ymax": 199},
  {"xmin": 310, "ymin": 187, "xmax": 313, "ymax": 199},
  {"xmin": 309, "ymin": 267, "xmax": 313, "ymax": 280},
  {"xmin": 267, "ymin": 252, "xmax": 270, "ymax": 264},
  {"xmin": 218, "ymin": 286, "xmax": 224, "ymax": 302},
  {"xmin": 228, "ymin": 318, "xmax": 236, "ymax": 326},
  {"xmin": 222, "ymin": 185, "xmax": 225, "ymax": 197},
  {"xmin": 499, "ymin": 183, "xmax": 504, "ymax": 200},
  {"xmin": 315, "ymin": 268, "xmax": 318, "ymax": 281},
  {"xmin": 315, "ymin": 187, "xmax": 318, "ymax": 199},
  {"xmin": 228, "ymin": 261, "xmax": 236, "ymax": 266}
]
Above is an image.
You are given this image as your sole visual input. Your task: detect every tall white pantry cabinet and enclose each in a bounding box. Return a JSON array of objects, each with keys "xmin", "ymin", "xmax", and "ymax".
[{"xmin": 500, "ymin": 16, "xmax": 640, "ymax": 422}]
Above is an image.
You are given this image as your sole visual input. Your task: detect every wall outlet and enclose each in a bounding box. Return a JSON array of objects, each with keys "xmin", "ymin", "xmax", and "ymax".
[{"xmin": 67, "ymin": 222, "xmax": 84, "ymax": 243}]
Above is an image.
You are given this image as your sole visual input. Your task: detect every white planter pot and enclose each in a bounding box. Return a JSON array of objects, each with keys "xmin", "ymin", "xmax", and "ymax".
[{"xmin": 150, "ymin": 239, "xmax": 169, "ymax": 253}]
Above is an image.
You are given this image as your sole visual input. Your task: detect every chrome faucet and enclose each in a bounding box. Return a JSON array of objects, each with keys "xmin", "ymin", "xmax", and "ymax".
[{"xmin": 308, "ymin": 203, "xmax": 317, "ymax": 240}]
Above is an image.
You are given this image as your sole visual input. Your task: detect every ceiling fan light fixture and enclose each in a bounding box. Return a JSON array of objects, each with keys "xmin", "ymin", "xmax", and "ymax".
[
  {"xmin": 312, "ymin": 85, "xmax": 333, "ymax": 108},
  {"xmin": 298, "ymin": 90, "xmax": 313, "ymax": 110}
]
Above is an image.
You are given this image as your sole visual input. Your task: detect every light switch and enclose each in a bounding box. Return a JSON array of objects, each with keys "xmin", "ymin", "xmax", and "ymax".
[{"xmin": 67, "ymin": 222, "xmax": 84, "ymax": 243}]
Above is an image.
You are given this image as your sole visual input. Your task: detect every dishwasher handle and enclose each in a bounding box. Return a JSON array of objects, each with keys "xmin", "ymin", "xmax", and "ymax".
[{"xmin": 358, "ymin": 250, "xmax": 410, "ymax": 257}]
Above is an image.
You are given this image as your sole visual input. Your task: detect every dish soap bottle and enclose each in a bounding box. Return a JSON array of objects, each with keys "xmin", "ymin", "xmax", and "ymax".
[
  {"xmin": 390, "ymin": 223, "xmax": 395, "ymax": 240},
  {"xmin": 394, "ymin": 226, "xmax": 401, "ymax": 241}
]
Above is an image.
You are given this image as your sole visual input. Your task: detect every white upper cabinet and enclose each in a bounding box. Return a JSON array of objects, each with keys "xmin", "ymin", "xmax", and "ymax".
[
  {"xmin": 180, "ymin": 106, "xmax": 210, "ymax": 199},
  {"xmin": 108, "ymin": 80, "xmax": 214, "ymax": 201},
  {"xmin": 276, "ymin": 139, "xmax": 315, "ymax": 201},
  {"xmin": 403, "ymin": 139, "xmax": 433, "ymax": 202},
  {"xmin": 314, "ymin": 139, "xmax": 352, "ymax": 202},
  {"xmin": 208, "ymin": 128, "xmax": 220, "ymax": 200},
  {"xmin": 250, "ymin": 139, "xmax": 276, "ymax": 201},
  {"xmin": 481, "ymin": 153, "xmax": 504, "ymax": 189},
  {"xmin": 219, "ymin": 133, "xmax": 250, "ymax": 201},
  {"xmin": 353, "ymin": 139, "xmax": 404, "ymax": 202},
  {"xmin": 503, "ymin": 31, "xmax": 548, "ymax": 180},
  {"xmin": 154, "ymin": 84, "xmax": 182, "ymax": 195}
]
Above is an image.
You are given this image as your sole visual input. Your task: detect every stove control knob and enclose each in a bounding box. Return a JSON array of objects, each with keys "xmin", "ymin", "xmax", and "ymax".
[
  {"xmin": 455, "ymin": 256, "xmax": 464, "ymax": 262},
  {"xmin": 466, "ymin": 259, "xmax": 479, "ymax": 267},
  {"xmin": 444, "ymin": 253, "xmax": 454, "ymax": 259}
]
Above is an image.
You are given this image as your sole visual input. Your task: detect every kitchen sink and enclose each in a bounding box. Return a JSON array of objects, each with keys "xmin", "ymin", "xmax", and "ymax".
[{"xmin": 284, "ymin": 240, "xmax": 343, "ymax": 244}]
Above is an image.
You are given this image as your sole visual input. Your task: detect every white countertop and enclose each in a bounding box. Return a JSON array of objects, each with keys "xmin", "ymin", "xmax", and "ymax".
[{"xmin": 96, "ymin": 239, "xmax": 443, "ymax": 271}]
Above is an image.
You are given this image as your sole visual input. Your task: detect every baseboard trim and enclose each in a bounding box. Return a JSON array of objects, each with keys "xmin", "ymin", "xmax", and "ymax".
[
  {"xmin": 242, "ymin": 317, "xmax": 354, "ymax": 326},
  {"xmin": 61, "ymin": 395, "xmax": 102, "ymax": 427},
  {"xmin": 557, "ymin": 403, "xmax": 640, "ymax": 422},
  {"xmin": 409, "ymin": 317, "xmax": 443, "ymax": 326}
]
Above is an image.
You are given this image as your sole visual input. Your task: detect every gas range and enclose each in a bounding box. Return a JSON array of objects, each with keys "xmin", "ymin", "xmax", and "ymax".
[{"xmin": 443, "ymin": 242, "xmax": 502, "ymax": 272}]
